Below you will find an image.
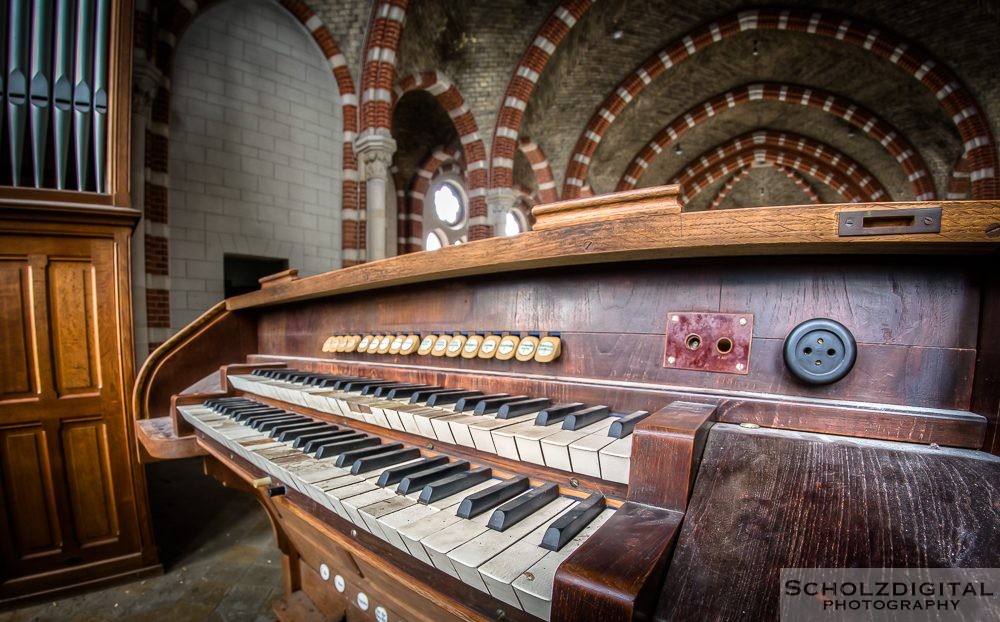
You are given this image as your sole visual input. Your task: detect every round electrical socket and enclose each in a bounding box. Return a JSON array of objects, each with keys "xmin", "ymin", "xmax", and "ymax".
[{"xmin": 783, "ymin": 318, "xmax": 857, "ymax": 385}]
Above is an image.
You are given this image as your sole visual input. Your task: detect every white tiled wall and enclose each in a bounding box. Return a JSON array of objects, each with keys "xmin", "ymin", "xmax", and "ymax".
[{"xmin": 168, "ymin": 0, "xmax": 343, "ymax": 330}]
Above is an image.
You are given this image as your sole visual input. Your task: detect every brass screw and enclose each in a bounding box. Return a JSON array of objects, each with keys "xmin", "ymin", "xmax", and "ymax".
[
  {"xmin": 736, "ymin": 363, "xmax": 745, "ymax": 371},
  {"xmin": 569, "ymin": 478, "xmax": 580, "ymax": 488},
  {"xmin": 739, "ymin": 317, "xmax": 747, "ymax": 326},
  {"xmin": 667, "ymin": 356, "xmax": 676, "ymax": 364},
  {"xmin": 424, "ymin": 443, "xmax": 434, "ymax": 450},
  {"xmin": 350, "ymin": 529, "xmax": 357, "ymax": 537}
]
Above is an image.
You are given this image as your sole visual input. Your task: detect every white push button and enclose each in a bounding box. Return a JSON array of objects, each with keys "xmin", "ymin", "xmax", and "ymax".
[
  {"xmin": 357, "ymin": 592, "xmax": 370, "ymax": 610},
  {"xmin": 319, "ymin": 563, "xmax": 330, "ymax": 581},
  {"xmin": 375, "ymin": 605, "xmax": 388, "ymax": 622},
  {"xmin": 334, "ymin": 574, "xmax": 345, "ymax": 592}
]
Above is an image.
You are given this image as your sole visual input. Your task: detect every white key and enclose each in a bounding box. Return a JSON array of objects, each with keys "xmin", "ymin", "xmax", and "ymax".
[
  {"xmin": 512, "ymin": 508, "xmax": 617, "ymax": 619},
  {"xmin": 539, "ymin": 420, "xmax": 613, "ymax": 472},
  {"xmin": 449, "ymin": 497, "xmax": 574, "ymax": 592},
  {"xmin": 448, "ymin": 412, "xmax": 493, "ymax": 448},
  {"xmin": 469, "ymin": 413, "xmax": 539, "ymax": 454},
  {"xmin": 377, "ymin": 480, "xmax": 497, "ymax": 552},
  {"xmin": 420, "ymin": 509, "xmax": 495, "ymax": 578},
  {"xmin": 492, "ymin": 419, "xmax": 544, "ymax": 461},
  {"xmin": 413, "ymin": 408, "xmax": 460, "ymax": 439},
  {"xmin": 430, "ymin": 412, "xmax": 467, "ymax": 444},
  {"xmin": 509, "ymin": 421, "xmax": 565, "ymax": 465},
  {"xmin": 568, "ymin": 431, "xmax": 619, "ymax": 478},
  {"xmin": 357, "ymin": 494, "xmax": 420, "ymax": 542},
  {"xmin": 340, "ymin": 488, "xmax": 398, "ymax": 534},
  {"xmin": 598, "ymin": 436, "xmax": 632, "ymax": 484},
  {"xmin": 479, "ymin": 503, "xmax": 579, "ymax": 607}
]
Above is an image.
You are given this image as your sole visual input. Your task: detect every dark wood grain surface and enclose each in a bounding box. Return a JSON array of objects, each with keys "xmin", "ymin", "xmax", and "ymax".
[{"xmin": 655, "ymin": 423, "xmax": 1000, "ymax": 621}]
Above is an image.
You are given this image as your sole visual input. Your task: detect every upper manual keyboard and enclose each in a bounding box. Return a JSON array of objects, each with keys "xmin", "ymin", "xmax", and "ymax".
[{"xmin": 226, "ymin": 368, "xmax": 648, "ymax": 484}]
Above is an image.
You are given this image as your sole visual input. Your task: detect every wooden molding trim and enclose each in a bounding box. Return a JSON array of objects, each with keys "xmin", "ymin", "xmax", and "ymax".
[
  {"xmin": 531, "ymin": 184, "xmax": 681, "ymax": 230},
  {"xmin": 227, "ymin": 199, "xmax": 1000, "ymax": 310}
]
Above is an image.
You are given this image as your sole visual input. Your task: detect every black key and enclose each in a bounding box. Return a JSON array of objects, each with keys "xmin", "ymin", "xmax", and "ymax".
[
  {"xmin": 397, "ymin": 460, "xmax": 470, "ymax": 495},
  {"xmin": 487, "ymin": 483, "xmax": 559, "ymax": 531},
  {"xmin": 473, "ymin": 395, "xmax": 530, "ymax": 415},
  {"xmin": 387, "ymin": 385, "xmax": 441, "ymax": 400},
  {"xmin": 410, "ymin": 388, "xmax": 461, "ymax": 404},
  {"xmin": 315, "ymin": 436, "xmax": 380, "ymax": 459},
  {"xmin": 343, "ymin": 379, "xmax": 391, "ymax": 393},
  {"xmin": 251, "ymin": 368, "xmax": 284, "ymax": 377},
  {"xmin": 377, "ymin": 456, "xmax": 449, "ymax": 487},
  {"xmin": 417, "ymin": 468, "xmax": 492, "ymax": 504},
  {"xmin": 425, "ymin": 390, "xmax": 482, "ymax": 407},
  {"xmin": 257, "ymin": 415, "xmax": 309, "ymax": 432},
  {"xmin": 245, "ymin": 413, "xmax": 297, "ymax": 428},
  {"xmin": 291, "ymin": 428, "xmax": 348, "ymax": 448},
  {"xmin": 456, "ymin": 476, "xmax": 530, "ymax": 519},
  {"xmin": 224, "ymin": 405, "xmax": 276, "ymax": 417},
  {"xmin": 540, "ymin": 493, "xmax": 605, "ymax": 551},
  {"xmin": 204, "ymin": 397, "xmax": 247, "ymax": 407},
  {"xmin": 455, "ymin": 393, "xmax": 509, "ymax": 412},
  {"xmin": 332, "ymin": 377, "xmax": 368, "ymax": 390},
  {"xmin": 231, "ymin": 407, "xmax": 283, "ymax": 421},
  {"xmin": 351, "ymin": 447, "xmax": 422, "ymax": 475},
  {"xmin": 334, "ymin": 443, "xmax": 403, "ymax": 468},
  {"xmin": 302, "ymin": 431, "xmax": 364, "ymax": 453},
  {"xmin": 277, "ymin": 423, "xmax": 331, "ymax": 442},
  {"xmin": 496, "ymin": 398, "xmax": 551, "ymax": 420},
  {"xmin": 363, "ymin": 381, "xmax": 409, "ymax": 396},
  {"xmin": 562, "ymin": 405, "xmax": 611, "ymax": 431},
  {"xmin": 268, "ymin": 420, "xmax": 322, "ymax": 437},
  {"xmin": 534, "ymin": 403, "xmax": 587, "ymax": 426},
  {"xmin": 607, "ymin": 410, "xmax": 651, "ymax": 439},
  {"xmin": 373, "ymin": 383, "xmax": 423, "ymax": 397}
]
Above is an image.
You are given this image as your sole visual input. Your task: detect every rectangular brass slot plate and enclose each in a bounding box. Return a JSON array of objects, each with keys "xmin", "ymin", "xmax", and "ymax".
[
  {"xmin": 664, "ymin": 312, "xmax": 753, "ymax": 375},
  {"xmin": 838, "ymin": 207, "xmax": 941, "ymax": 236}
]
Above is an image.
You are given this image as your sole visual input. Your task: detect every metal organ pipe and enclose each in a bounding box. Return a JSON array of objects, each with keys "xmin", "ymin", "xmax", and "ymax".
[
  {"xmin": 30, "ymin": 0, "xmax": 54, "ymax": 189},
  {"xmin": 7, "ymin": 0, "xmax": 30, "ymax": 186},
  {"xmin": 73, "ymin": 0, "xmax": 96, "ymax": 191},
  {"xmin": 52, "ymin": 0, "xmax": 74, "ymax": 190},
  {"xmin": 93, "ymin": 0, "xmax": 110, "ymax": 193}
]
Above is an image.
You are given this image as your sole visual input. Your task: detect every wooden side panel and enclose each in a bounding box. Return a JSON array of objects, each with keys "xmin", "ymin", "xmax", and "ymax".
[
  {"xmin": 47, "ymin": 260, "xmax": 100, "ymax": 396},
  {"xmin": 0, "ymin": 427, "xmax": 61, "ymax": 559},
  {"xmin": 61, "ymin": 419, "xmax": 119, "ymax": 545},
  {"xmin": 655, "ymin": 424, "xmax": 1000, "ymax": 621},
  {"xmin": 0, "ymin": 260, "xmax": 35, "ymax": 398}
]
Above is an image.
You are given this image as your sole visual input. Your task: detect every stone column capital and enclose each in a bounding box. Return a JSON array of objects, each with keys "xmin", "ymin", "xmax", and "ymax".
[
  {"xmin": 355, "ymin": 133, "xmax": 397, "ymax": 181},
  {"xmin": 132, "ymin": 58, "xmax": 162, "ymax": 115}
]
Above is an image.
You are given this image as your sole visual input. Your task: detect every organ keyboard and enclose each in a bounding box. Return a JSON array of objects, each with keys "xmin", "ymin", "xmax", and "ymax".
[{"xmin": 133, "ymin": 187, "xmax": 1000, "ymax": 622}]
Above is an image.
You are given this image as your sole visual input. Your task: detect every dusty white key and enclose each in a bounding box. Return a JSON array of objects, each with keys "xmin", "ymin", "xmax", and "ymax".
[
  {"xmin": 448, "ymin": 412, "xmax": 493, "ymax": 448},
  {"xmin": 341, "ymin": 488, "xmax": 398, "ymax": 534},
  {"xmin": 449, "ymin": 497, "xmax": 574, "ymax": 592},
  {"xmin": 479, "ymin": 503, "xmax": 579, "ymax": 607},
  {"xmin": 512, "ymin": 508, "xmax": 617, "ymax": 619},
  {"xmin": 377, "ymin": 480, "xmax": 497, "ymax": 552},
  {"xmin": 429, "ymin": 412, "xmax": 466, "ymax": 444},
  {"xmin": 396, "ymin": 406, "xmax": 439, "ymax": 435},
  {"xmin": 509, "ymin": 421, "xmax": 565, "ymax": 465},
  {"xmin": 322, "ymin": 479, "xmax": 378, "ymax": 520},
  {"xmin": 598, "ymin": 436, "xmax": 632, "ymax": 484},
  {"xmin": 539, "ymin": 420, "xmax": 613, "ymax": 472},
  {"xmin": 420, "ymin": 509, "xmax": 495, "ymax": 578},
  {"xmin": 358, "ymin": 494, "xmax": 420, "ymax": 541},
  {"xmin": 227, "ymin": 374, "xmax": 256, "ymax": 392},
  {"xmin": 568, "ymin": 430, "xmax": 619, "ymax": 478},
  {"xmin": 369, "ymin": 401, "xmax": 406, "ymax": 431},
  {"xmin": 301, "ymin": 391, "xmax": 344, "ymax": 416},
  {"xmin": 469, "ymin": 413, "xmax": 539, "ymax": 454},
  {"xmin": 413, "ymin": 408, "xmax": 460, "ymax": 439}
]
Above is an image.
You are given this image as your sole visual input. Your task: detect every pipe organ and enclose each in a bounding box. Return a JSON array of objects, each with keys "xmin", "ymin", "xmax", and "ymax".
[
  {"xmin": 2, "ymin": 0, "xmax": 113, "ymax": 191},
  {"xmin": 134, "ymin": 187, "xmax": 1000, "ymax": 621}
]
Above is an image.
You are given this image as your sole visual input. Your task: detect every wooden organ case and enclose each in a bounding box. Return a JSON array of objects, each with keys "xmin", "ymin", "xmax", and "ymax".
[{"xmin": 134, "ymin": 187, "xmax": 1000, "ymax": 622}]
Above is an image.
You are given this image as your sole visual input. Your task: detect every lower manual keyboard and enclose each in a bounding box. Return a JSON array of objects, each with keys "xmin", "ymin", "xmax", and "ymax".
[
  {"xmin": 178, "ymin": 397, "xmax": 617, "ymax": 619},
  {"xmin": 227, "ymin": 369, "xmax": 643, "ymax": 484}
]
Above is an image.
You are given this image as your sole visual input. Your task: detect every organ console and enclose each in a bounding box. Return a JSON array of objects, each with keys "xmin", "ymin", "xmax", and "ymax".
[{"xmin": 133, "ymin": 186, "xmax": 1000, "ymax": 621}]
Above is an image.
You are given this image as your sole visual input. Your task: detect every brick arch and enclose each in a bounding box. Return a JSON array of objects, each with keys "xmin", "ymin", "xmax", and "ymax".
[
  {"xmin": 947, "ymin": 153, "xmax": 971, "ymax": 199},
  {"xmin": 674, "ymin": 130, "xmax": 887, "ymax": 205},
  {"xmin": 517, "ymin": 137, "xmax": 558, "ymax": 204},
  {"xmin": 774, "ymin": 165, "xmax": 823, "ymax": 205},
  {"xmin": 617, "ymin": 82, "xmax": 934, "ymax": 200},
  {"xmin": 396, "ymin": 71, "xmax": 489, "ymax": 240},
  {"xmin": 402, "ymin": 145, "xmax": 464, "ymax": 253},
  {"xmin": 563, "ymin": 7, "xmax": 997, "ymax": 200},
  {"xmin": 489, "ymin": 0, "xmax": 595, "ymax": 194},
  {"xmin": 141, "ymin": 0, "xmax": 359, "ymax": 347},
  {"xmin": 681, "ymin": 148, "xmax": 870, "ymax": 206},
  {"xmin": 706, "ymin": 165, "xmax": 821, "ymax": 210}
]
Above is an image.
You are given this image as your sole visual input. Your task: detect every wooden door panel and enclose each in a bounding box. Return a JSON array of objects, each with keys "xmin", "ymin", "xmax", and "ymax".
[
  {"xmin": 0, "ymin": 259, "xmax": 36, "ymax": 400},
  {"xmin": 47, "ymin": 260, "xmax": 100, "ymax": 397},
  {"xmin": 0, "ymin": 426, "xmax": 62, "ymax": 560},
  {"xmin": 61, "ymin": 418, "xmax": 120, "ymax": 546}
]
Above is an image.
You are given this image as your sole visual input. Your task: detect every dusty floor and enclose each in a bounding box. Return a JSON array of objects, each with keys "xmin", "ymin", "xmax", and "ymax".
[{"xmin": 0, "ymin": 459, "xmax": 283, "ymax": 622}]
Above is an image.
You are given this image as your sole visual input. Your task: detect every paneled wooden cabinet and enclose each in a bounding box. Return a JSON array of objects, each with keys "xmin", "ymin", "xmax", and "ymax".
[{"xmin": 0, "ymin": 206, "xmax": 158, "ymax": 605}]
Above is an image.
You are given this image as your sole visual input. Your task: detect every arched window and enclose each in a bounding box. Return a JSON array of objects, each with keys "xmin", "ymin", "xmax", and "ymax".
[
  {"xmin": 504, "ymin": 209, "xmax": 526, "ymax": 236},
  {"xmin": 425, "ymin": 174, "xmax": 469, "ymax": 247}
]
